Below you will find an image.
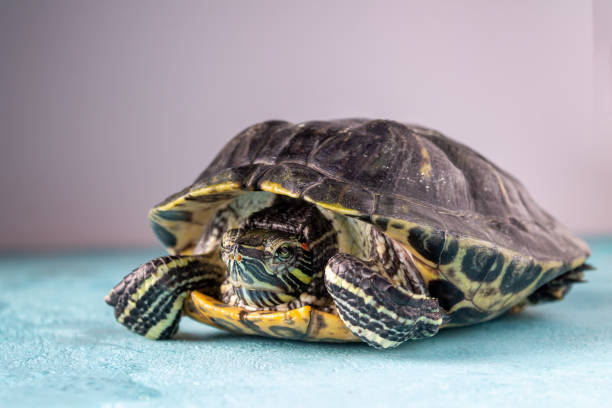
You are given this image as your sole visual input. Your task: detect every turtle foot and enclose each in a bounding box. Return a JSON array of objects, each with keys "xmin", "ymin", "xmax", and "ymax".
[
  {"xmin": 527, "ymin": 263, "xmax": 592, "ymax": 305},
  {"xmin": 325, "ymin": 253, "xmax": 443, "ymax": 349},
  {"xmin": 106, "ymin": 255, "xmax": 224, "ymax": 340}
]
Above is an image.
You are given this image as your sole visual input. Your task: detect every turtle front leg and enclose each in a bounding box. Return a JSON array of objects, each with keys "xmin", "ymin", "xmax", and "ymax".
[
  {"xmin": 105, "ymin": 253, "xmax": 225, "ymax": 340},
  {"xmin": 325, "ymin": 253, "xmax": 444, "ymax": 349}
]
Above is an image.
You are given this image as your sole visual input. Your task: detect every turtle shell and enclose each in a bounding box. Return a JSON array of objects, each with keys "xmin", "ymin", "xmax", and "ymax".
[{"xmin": 149, "ymin": 119, "xmax": 590, "ymax": 322}]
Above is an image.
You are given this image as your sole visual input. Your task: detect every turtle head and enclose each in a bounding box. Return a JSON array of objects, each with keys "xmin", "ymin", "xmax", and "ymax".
[{"xmin": 221, "ymin": 227, "xmax": 316, "ymax": 307}]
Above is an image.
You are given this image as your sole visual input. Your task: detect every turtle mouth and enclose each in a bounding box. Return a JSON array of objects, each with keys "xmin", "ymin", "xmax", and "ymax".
[
  {"xmin": 223, "ymin": 256, "xmax": 300, "ymax": 307},
  {"xmin": 225, "ymin": 255, "xmax": 295, "ymax": 293},
  {"xmin": 219, "ymin": 275, "xmax": 336, "ymax": 314},
  {"xmin": 226, "ymin": 277, "xmax": 288, "ymax": 294}
]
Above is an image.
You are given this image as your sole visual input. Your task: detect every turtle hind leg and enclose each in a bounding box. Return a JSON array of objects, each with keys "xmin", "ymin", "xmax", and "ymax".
[
  {"xmin": 105, "ymin": 254, "xmax": 225, "ymax": 340},
  {"xmin": 527, "ymin": 264, "xmax": 592, "ymax": 305},
  {"xmin": 324, "ymin": 253, "xmax": 443, "ymax": 349}
]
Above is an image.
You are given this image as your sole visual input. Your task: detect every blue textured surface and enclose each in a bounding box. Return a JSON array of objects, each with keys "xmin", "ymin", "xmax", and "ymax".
[{"xmin": 1, "ymin": 238, "xmax": 611, "ymax": 407}]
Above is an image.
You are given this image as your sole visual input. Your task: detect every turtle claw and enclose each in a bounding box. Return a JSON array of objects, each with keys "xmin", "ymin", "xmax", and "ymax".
[{"xmin": 104, "ymin": 280, "xmax": 125, "ymax": 307}]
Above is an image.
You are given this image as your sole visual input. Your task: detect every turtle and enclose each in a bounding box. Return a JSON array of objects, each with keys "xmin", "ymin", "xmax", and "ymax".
[{"xmin": 105, "ymin": 119, "xmax": 591, "ymax": 349}]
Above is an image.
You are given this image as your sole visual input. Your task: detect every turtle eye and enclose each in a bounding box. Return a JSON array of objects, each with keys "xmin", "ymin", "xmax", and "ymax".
[{"xmin": 274, "ymin": 245, "xmax": 294, "ymax": 262}]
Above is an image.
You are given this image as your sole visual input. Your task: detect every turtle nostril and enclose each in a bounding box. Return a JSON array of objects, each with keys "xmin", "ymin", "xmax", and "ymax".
[{"xmin": 229, "ymin": 244, "xmax": 242, "ymax": 262}]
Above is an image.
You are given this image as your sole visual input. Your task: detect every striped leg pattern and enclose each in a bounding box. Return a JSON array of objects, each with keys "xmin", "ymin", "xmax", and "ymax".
[
  {"xmin": 325, "ymin": 253, "xmax": 443, "ymax": 349},
  {"xmin": 105, "ymin": 254, "xmax": 225, "ymax": 340}
]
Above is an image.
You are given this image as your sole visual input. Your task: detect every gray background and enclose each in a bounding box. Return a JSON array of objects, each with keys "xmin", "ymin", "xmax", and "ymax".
[{"xmin": 1, "ymin": 0, "xmax": 610, "ymax": 250}]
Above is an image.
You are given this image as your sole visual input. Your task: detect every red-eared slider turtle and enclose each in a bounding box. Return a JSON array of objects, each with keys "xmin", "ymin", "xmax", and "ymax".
[{"xmin": 106, "ymin": 119, "xmax": 591, "ymax": 349}]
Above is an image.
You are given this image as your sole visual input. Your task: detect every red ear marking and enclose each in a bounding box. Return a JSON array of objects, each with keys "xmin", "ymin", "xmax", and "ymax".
[{"xmin": 301, "ymin": 242, "xmax": 311, "ymax": 251}]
